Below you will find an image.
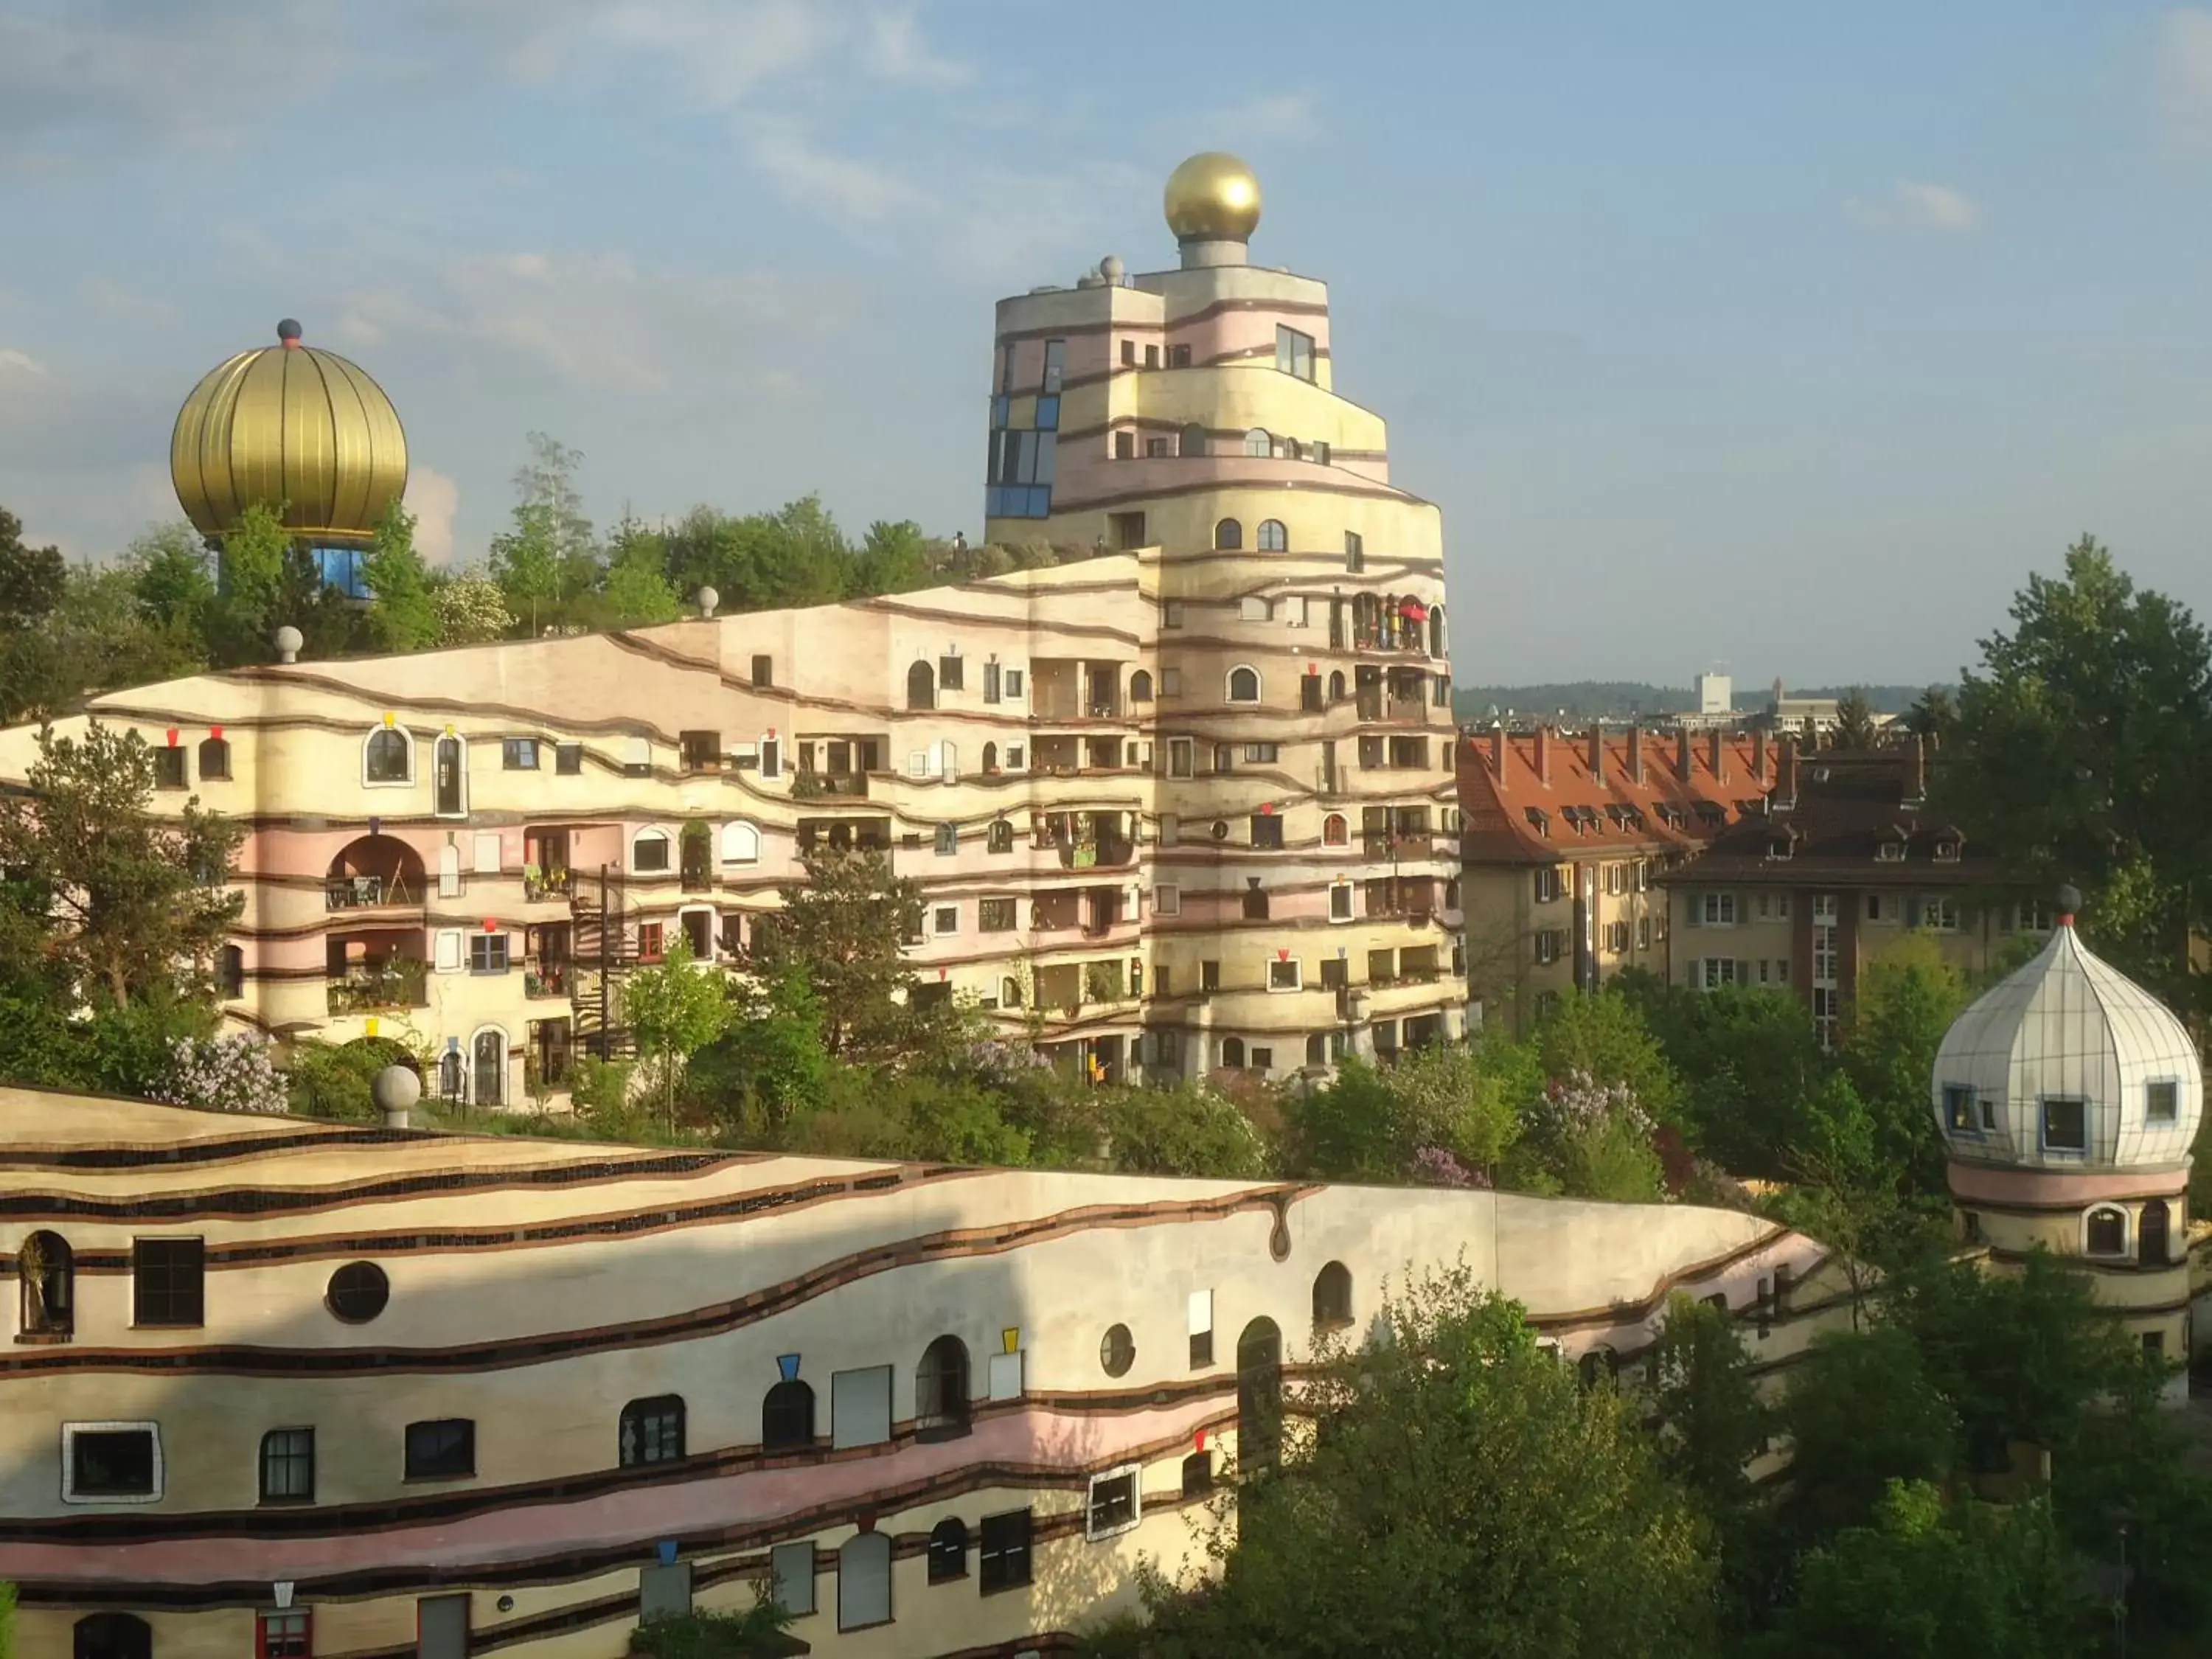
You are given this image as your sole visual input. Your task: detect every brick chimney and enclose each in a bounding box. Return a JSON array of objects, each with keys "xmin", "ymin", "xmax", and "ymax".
[
  {"xmin": 1627, "ymin": 723, "xmax": 1644, "ymax": 785},
  {"xmin": 1707, "ymin": 729, "xmax": 1728, "ymax": 786},
  {"xmin": 1905, "ymin": 734, "xmax": 1927, "ymax": 806},
  {"xmin": 1751, "ymin": 728, "xmax": 1768, "ymax": 782},
  {"xmin": 1675, "ymin": 728, "xmax": 1692, "ymax": 782},
  {"xmin": 1490, "ymin": 723, "xmax": 1506, "ymax": 782},
  {"xmin": 1588, "ymin": 722, "xmax": 1604, "ymax": 786},
  {"xmin": 1777, "ymin": 737, "xmax": 1800, "ymax": 810},
  {"xmin": 1534, "ymin": 725, "xmax": 1552, "ymax": 786}
]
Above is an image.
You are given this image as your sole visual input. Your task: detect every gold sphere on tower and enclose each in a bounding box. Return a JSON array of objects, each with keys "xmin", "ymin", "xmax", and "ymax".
[
  {"xmin": 170, "ymin": 320, "xmax": 408, "ymax": 546},
  {"xmin": 1164, "ymin": 152, "xmax": 1262, "ymax": 243}
]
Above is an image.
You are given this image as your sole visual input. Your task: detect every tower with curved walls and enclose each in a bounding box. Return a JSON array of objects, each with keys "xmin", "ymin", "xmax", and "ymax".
[
  {"xmin": 984, "ymin": 153, "xmax": 1462, "ymax": 1075},
  {"xmin": 1930, "ymin": 887, "xmax": 2198, "ymax": 1399}
]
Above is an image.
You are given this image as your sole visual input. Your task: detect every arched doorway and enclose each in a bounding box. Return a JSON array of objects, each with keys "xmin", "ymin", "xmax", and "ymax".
[
  {"xmin": 20, "ymin": 1229, "xmax": 73, "ymax": 1335},
  {"xmin": 906, "ymin": 661, "xmax": 936, "ymax": 710},
  {"xmin": 325, "ymin": 834, "xmax": 428, "ymax": 908},
  {"xmin": 75, "ymin": 1614, "xmax": 153, "ymax": 1659},
  {"xmin": 916, "ymin": 1335, "xmax": 971, "ymax": 1441},
  {"xmin": 434, "ymin": 734, "xmax": 466, "ymax": 816},
  {"xmin": 1237, "ymin": 1316, "xmax": 1283, "ymax": 1476},
  {"xmin": 471, "ymin": 1029, "xmax": 506, "ymax": 1107},
  {"xmin": 2140, "ymin": 1199, "xmax": 2171, "ymax": 1267}
]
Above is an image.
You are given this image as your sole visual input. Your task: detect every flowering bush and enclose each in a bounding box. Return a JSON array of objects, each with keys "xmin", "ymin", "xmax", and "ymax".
[
  {"xmin": 1411, "ymin": 1145, "xmax": 1490, "ymax": 1189},
  {"xmin": 1529, "ymin": 1070, "xmax": 1654, "ymax": 1146},
  {"xmin": 434, "ymin": 574, "xmax": 515, "ymax": 646},
  {"xmin": 159, "ymin": 1033, "xmax": 288, "ymax": 1116}
]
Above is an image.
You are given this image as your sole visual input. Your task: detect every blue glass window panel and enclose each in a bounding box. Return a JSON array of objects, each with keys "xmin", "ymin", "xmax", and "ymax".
[{"xmin": 1034, "ymin": 395, "xmax": 1060, "ymax": 431}]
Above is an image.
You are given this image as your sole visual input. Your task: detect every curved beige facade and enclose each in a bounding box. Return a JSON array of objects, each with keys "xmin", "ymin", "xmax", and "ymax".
[{"xmin": 0, "ymin": 1087, "xmax": 1852, "ymax": 1657}]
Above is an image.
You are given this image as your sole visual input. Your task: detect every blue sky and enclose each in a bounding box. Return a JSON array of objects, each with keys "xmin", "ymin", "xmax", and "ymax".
[{"xmin": 4, "ymin": 1, "xmax": 2211, "ymax": 687}]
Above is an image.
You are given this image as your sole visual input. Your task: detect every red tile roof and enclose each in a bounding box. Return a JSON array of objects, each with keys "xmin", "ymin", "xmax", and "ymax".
[{"xmin": 1457, "ymin": 726, "xmax": 1775, "ymax": 864}]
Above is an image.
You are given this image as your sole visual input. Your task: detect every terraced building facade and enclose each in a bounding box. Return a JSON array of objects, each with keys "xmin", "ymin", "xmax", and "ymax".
[
  {"xmin": 0, "ymin": 153, "xmax": 1462, "ymax": 1102},
  {"xmin": 0, "ymin": 1086, "xmax": 1849, "ymax": 1658}
]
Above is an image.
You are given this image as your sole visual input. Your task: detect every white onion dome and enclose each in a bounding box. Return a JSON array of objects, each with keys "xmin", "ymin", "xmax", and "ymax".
[{"xmin": 1931, "ymin": 897, "xmax": 2201, "ymax": 1171}]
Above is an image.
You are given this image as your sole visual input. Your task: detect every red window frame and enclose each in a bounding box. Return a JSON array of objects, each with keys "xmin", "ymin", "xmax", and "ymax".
[{"xmin": 257, "ymin": 1609, "xmax": 311, "ymax": 1658}]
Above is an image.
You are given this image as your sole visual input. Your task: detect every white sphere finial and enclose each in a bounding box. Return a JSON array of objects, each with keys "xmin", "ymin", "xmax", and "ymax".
[
  {"xmin": 273, "ymin": 625, "xmax": 304, "ymax": 664},
  {"xmin": 371, "ymin": 1064, "xmax": 421, "ymax": 1129},
  {"xmin": 697, "ymin": 585, "xmax": 719, "ymax": 619}
]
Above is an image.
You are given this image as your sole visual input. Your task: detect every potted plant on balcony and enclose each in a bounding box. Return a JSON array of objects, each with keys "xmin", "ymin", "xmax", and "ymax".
[{"xmin": 523, "ymin": 861, "xmax": 548, "ymax": 901}]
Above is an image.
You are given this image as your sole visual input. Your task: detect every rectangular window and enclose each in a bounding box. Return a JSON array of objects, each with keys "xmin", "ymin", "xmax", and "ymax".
[
  {"xmin": 1534, "ymin": 931, "xmax": 1560, "ymax": 966},
  {"xmin": 1330, "ymin": 881, "xmax": 1353, "ymax": 921},
  {"xmin": 758, "ymin": 738, "xmax": 782, "ymax": 779},
  {"xmin": 1006, "ymin": 744, "xmax": 1025, "ymax": 769},
  {"xmin": 2042, "ymin": 1096, "xmax": 2088, "ymax": 1154},
  {"xmin": 1121, "ymin": 338, "xmax": 1136, "ymax": 366},
  {"xmin": 939, "ymin": 655, "xmax": 965, "ymax": 692},
  {"xmin": 1167, "ymin": 737, "xmax": 1194, "ymax": 779},
  {"xmin": 1243, "ymin": 741, "xmax": 1280, "ymax": 763},
  {"xmin": 66, "ymin": 1425, "xmax": 160, "ymax": 1500},
  {"xmin": 1943, "ymin": 1085, "xmax": 1978, "ymax": 1133},
  {"xmin": 2149, "ymin": 1079, "xmax": 2180, "ymax": 1124},
  {"xmin": 831, "ymin": 1365, "xmax": 894, "ymax": 1449},
  {"xmin": 473, "ymin": 830, "xmax": 501, "ymax": 874},
  {"xmin": 404, "ymin": 1418, "xmax": 476, "ymax": 1481},
  {"xmin": 1004, "ymin": 668, "xmax": 1023, "ymax": 698},
  {"xmin": 257, "ymin": 1610, "xmax": 312, "ymax": 1658},
  {"xmin": 1534, "ymin": 867, "xmax": 1562, "ymax": 904},
  {"xmin": 980, "ymin": 898, "xmax": 1016, "ymax": 932},
  {"xmin": 469, "ymin": 933, "xmax": 510, "ymax": 974},
  {"xmin": 751, "ymin": 654, "xmax": 773, "ymax": 688},
  {"xmin": 555, "ymin": 742, "xmax": 582, "ymax": 775},
  {"xmin": 1269, "ymin": 959, "xmax": 1302, "ymax": 991},
  {"xmin": 1160, "ymin": 666, "xmax": 1182, "ymax": 697},
  {"xmin": 1344, "ymin": 530, "xmax": 1364, "ymax": 572},
  {"xmin": 501, "ymin": 738, "xmax": 538, "ymax": 771},
  {"xmin": 1188, "ymin": 1289, "xmax": 1214, "ymax": 1367},
  {"xmin": 620, "ymin": 1399, "xmax": 685, "ymax": 1467},
  {"xmin": 1041, "ymin": 338, "xmax": 1066, "ymax": 393},
  {"xmin": 1145, "ymin": 437, "xmax": 1169, "ymax": 457},
  {"xmin": 1145, "ymin": 344, "xmax": 1161, "ymax": 368},
  {"xmin": 980, "ymin": 1509, "xmax": 1034, "ymax": 1592},
  {"xmin": 933, "ymin": 905, "xmax": 959, "ymax": 934},
  {"xmin": 1086, "ymin": 1467, "xmax": 1141, "ymax": 1538},
  {"xmin": 1200, "ymin": 959, "xmax": 1220, "ymax": 992},
  {"xmin": 984, "ymin": 662, "xmax": 1002, "ymax": 703},
  {"xmin": 1161, "ymin": 598, "xmax": 1185, "ymax": 628},
  {"xmin": 679, "ymin": 731, "xmax": 720, "ymax": 773},
  {"xmin": 1251, "ymin": 814, "xmax": 1284, "ymax": 849},
  {"xmin": 1155, "ymin": 883, "xmax": 1180, "ymax": 917},
  {"xmin": 1276, "ymin": 324, "xmax": 1316, "ymax": 381},
  {"xmin": 639, "ymin": 921, "xmax": 664, "ymax": 963},
  {"xmin": 1698, "ymin": 892, "xmax": 1737, "ymax": 926},
  {"xmin": 133, "ymin": 1237, "xmax": 204, "ymax": 1326},
  {"xmin": 1169, "ymin": 343, "xmax": 1191, "ymax": 367},
  {"xmin": 153, "ymin": 745, "xmax": 187, "ymax": 789},
  {"xmin": 260, "ymin": 1427, "xmax": 315, "ymax": 1503},
  {"xmin": 771, "ymin": 1542, "xmax": 815, "ymax": 1615},
  {"xmin": 1114, "ymin": 428, "xmax": 1136, "ymax": 459}
]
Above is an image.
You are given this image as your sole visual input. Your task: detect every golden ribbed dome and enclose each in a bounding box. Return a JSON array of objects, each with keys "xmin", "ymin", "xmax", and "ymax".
[
  {"xmin": 1164, "ymin": 152, "xmax": 1262, "ymax": 243},
  {"xmin": 170, "ymin": 320, "xmax": 407, "ymax": 546}
]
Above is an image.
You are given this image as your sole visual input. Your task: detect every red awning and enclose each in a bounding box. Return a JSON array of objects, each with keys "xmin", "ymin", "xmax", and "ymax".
[{"xmin": 1398, "ymin": 599, "xmax": 1429, "ymax": 622}]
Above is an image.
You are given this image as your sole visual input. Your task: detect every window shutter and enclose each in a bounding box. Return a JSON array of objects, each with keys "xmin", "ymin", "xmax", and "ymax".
[{"xmin": 434, "ymin": 929, "xmax": 463, "ymax": 973}]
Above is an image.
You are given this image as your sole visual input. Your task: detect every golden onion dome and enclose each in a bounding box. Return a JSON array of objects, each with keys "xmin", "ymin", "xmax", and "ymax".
[
  {"xmin": 170, "ymin": 319, "xmax": 408, "ymax": 546},
  {"xmin": 1164, "ymin": 151, "xmax": 1262, "ymax": 243}
]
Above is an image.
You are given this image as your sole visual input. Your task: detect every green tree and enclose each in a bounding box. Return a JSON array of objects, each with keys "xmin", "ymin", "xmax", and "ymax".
[
  {"xmin": 599, "ymin": 515, "xmax": 681, "ymax": 626},
  {"xmin": 1935, "ymin": 537, "xmax": 2212, "ymax": 1006},
  {"xmin": 488, "ymin": 502, "xmax": 562, "ymax": 634},
  {"xmin": 1616, "ymin": 973, "xmax": 1830, "ymax": 1178},
  {"xmin": 1780, "ymin": 1326, "xmax": 1958, "ymax": 1534},
  {"xmin": 1832, "ymin": 686, "xmax": 1879, "ymax": 748},
  {"xmin": 1757, "ymin": 1481, "xmax": 2089, "ymax": 1659},
  {"xmin": 0, "ymin": 506, "xmax": 71, "ymax": 722},
  {"xmin": 1100, "ymin": 1083, "xmax": 1269, "ymax": 1178},
  {"xmin": 686, "ymin": 966, "xmax": 836, "ymax": 1141},
  {"xmin": 1649, "ymin": 1291, "xmax": 1769, "ymax": 1515},
  {"xmin": 849, "ymin": 518, "xmax": 933, "ymax": 595},
  {"xmin": 1842, "ymin": 933, "xmax": 1966, "ymax": 1193},
  {"xmin": 0, "ymin": 721, "xmax": 243, "ymax": 1007},
  {"xmin": 1534, "ymin": 987, "xmax": 1685, "ymax": 1124},
  {"xmin": 433, "ymin": 571, "xmax": 516, "ymax": 645},
  {"xmin": 1900, "ymin": 683, "xmax": 1956, "ymax": 738},
  {"xmin": 209, "ymin": 501, "xmax": 293, "ymax": 664},
  {"xmin": 620, "ymin": 934, "xmax": 731, "ymax": 1125},
  {"xmin": 363, "ymin": 499, "xmax": 440, "ymax": 652},
  {"xmin": 1140, "ymin": 1272, "xmax": 1717, "ymax": 1658},
  {"xmin": 512, "ymin": 430, "xmax": 595, "ymax": 577},
  {"xmin": 744, "ymin": 846, "xmax": 933, "ymax": 1060}
]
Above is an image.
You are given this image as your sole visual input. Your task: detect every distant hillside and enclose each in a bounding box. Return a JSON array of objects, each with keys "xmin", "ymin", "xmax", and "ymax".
[{"xmin": 1452, "ymin": 681, "xmax": 1935, "ymax": 723}]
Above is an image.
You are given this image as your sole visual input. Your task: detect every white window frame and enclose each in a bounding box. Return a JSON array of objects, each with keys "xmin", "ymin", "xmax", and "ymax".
[
  {"xmin": 632, "ymin": 828, "xmax": 672, "ymax": 874},
  {"xmin": 722, "ymin": 821, "xmax": 762, "ymax": 866},
  {"xmin": 471, "ymin": 831, "xmax": 501, "ymax": 875},
  {"xmin": 434, "ymin": 928, "xmax": 465, "ymax": 973},
  {"xmin": 933, "ymin": 903, "xmax": 959, "ymax": 936},
  {"xmin": 1166, "ymin": 737, "xmax": 1194, "ymax": 779},
  {"xmin": 60, "ymin": 1420, "xmax": 164, "ymax": 1505},
  {"xmin": 1923, "ymin": 895, "xmax": 1959, "ymax": 932},
  {"xmin": 2083, "ymin": 1204, "xmax": 2131, "ymax": 1258},
  {"xmin": 676, "ymin": 904, "xmax": 719, "ymax": 961},
  {"xmin": 1086, "ymin": 1463, "xmax": 1144, "ymax": 1540},
  {"xmin": 1224, "ymin": 664, "xmax": 1263, "ymax": 704},
  {"xmin": 437, "ymin": 844, "xmax": 462, "ymax": 899},
  {"xmin": 467, "ymin": 1024, "xmax": 509, "ymax": 1106},
  {"xmin": 361, "ymin": 723, "xmax": 417, "ymax": 789},
  {"xmin": 1698, "ymin": 892, "xmax": 1737, "ymax": 927},
  {"xmin": 1267, "ymin": 958, "xmax": 1303, "ymax": 992}
]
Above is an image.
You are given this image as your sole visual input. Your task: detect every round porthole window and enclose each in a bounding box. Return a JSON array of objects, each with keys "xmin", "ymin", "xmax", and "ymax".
[
  {"xmin": 1099, "ymin": 1323, "xmax": 1136, "ymax": 1378},
  {"xmin": 327, "ymin": 1261, "xmax": 390, "ymax": 1324}
]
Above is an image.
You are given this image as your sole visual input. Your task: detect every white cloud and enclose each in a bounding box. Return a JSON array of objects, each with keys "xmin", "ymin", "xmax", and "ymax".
[
  {"xmin": 1846, "ymin": 180, "xmax": 1984, "ymax": 234},
  {"xmin": 1209, "ymin": 93, "xmax": 1318, "ymax": 142},
  {"xmin": 0, "ymin": 347, "xmax": 48, "ymax": 380},
  {"xmin": 743, "ymin": 118, "xmax": 917, "ymax": 225},
  {"xmin": 83, "ymin": 277, "xmax": 180, "ymax": 324},
  {"xmin": 403, "ymin": 466, "xmax": 461, "ymax": 563},
  {"xmin": 2158, "ymin": 9, "xmax": 2212, "ymax": 158}
]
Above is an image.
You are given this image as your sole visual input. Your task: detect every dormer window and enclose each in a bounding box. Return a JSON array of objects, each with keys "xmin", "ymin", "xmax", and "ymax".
[
  {"xmin": 1877, "ymin": 838, "xmax": 1907, "ymax": 863},
  {"xmin": 1694, "ymin": 800, "xmax": 1725, "ymax": 826},
  {"xmin": 1768, "ymin": 838, "xmax": 1793, "ymax": 862},
  {"xmin": 2041, "ymin": 1096, "xmax": 2088, "ymax": 1155},
  {"xmin": 1934, "ymin": 838, "xmax": 1961, "ymax": 863},
  {"xmin": 1942, "ymin": 1084, "xmax": 1978, "ymax": 1133},
  {"xmin": 1524, "ymin": 807, "xmax": 1550, "ymax": 838}
]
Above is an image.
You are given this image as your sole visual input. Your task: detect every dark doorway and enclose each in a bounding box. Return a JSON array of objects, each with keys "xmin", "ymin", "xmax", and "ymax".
[
  {"xmin": 75, "ymin": 1615, "xmax": 152, "ymax": 1659},
  {"xmin": 434, "ymin": 736, "xmax": 465, "ymax": 815},
  {"xmin": 1237, "ymin": 1316, "xmax": 1283, "ymax": 1477},
  {"xmin": 2141, "ymin": 1199, "xmax": 2171, "ymax": 1268}
]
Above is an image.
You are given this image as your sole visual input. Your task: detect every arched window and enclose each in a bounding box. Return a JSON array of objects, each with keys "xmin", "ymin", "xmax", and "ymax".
[
  {"xmin": 987, "ymin": 819, "xmax": 1013, "ymax": 855},
  {"xmin": 632, "ymin": 829, "xmax": 671, "ymax": 873},
  {"xmin": 1256, "ymin": 519, "xmax": 1287, "ymax": 552},
  {"xmin": 1001, "ymin": 975, "xmax": 1023, "ymax": 1008},
  {"xmin": 1179, "ymin": 422, "xmax": 1207, "ymax": 457},
  {"xmin": 2086, "ymin": 1206, "xmax": 2128, "ymax": 1256},
  {"xmin": 2141, "ymin": 1198, "xmax": 2171, "ymax": 1267},
  {"xmin": 1328, "ymin": 669, "xmax": 1346, "ymax": 702},
  {"xmin": 1225, "ymin": 666, "xmax": 1261, "ymax": 703},
  {"xmin": 762, "ymin": 1379, "xmax": 816, "ymax": 1450},
  {"xmin": 619, "ymin": 1394, "xmax": 686, "ymax": 1466},
  {"xmin": 1282, "ymin": 437, "xmax": 1302, "ymax": 462},
  {"xmin": 1130, "ymin": 669, "xmax": 1154, "ymax": 703},
  {"xmin": 19, "ymin": 1231, "xmax": 72, "ymax": 1335},
  {"xmin": 437, "ymin": 1046, "xmax": 463, "ymax": 1102},
  {"xmin": 917, "ymin": 1335, "xmax": 971, "ymax": 1441},
  {"xmin": 907, "ymin": 660, "xmax": 936, "ymax": 710},
  {"xmin": 1577, "ymin": 1346, "xmax": 1619, "ymax": 1391},
  {"xmin": 1222, "ymin": 1036, "xmax": 1246, "ymax": 1069},
  {"xmin": 1237, "ymin": 1317, "xmax": 1284, "ymax": 1477},
  {"xmin": 73, "ymin": 1613, "xmax": 153, "ymax": 1659},
  {"xmin": 470, "ymin": 1027, "xmax": 506, "ymax": 1107},
  {"xmin": 363, "ymin": 726, "xmax": 413, "ymax": 785},
  {"xmin": 928, "ymin": 1517, "xmax": 969, "ymax": 1583},
  {"xmin": 933, "ymin": 823, "xmax": 959, "ymax": 855},
  {"xmin": 198, "ymin": 735, "xmax": 232, "ymax": 781},
  {"xmin": 1244, "ymin": 428, "xmax": 1272, "ymax": 458},
  {"xmin": 1429, "ymin": 602, "xmax": 1448, "ymax": 658},
  {"xmin": 721, "ymin": 821, "xmax": 761, "ymax": 866},
  {"xmin": 433, "ymin": 734, "xmax": 465, "ymax": 816},
  {"xmin": 1182, "ymin": 1450, "xmax": 1214, "ymax": 1497},
  {"xmin": 983, "ymin": 742, "xmax": 999, "ymax": 773},
  {"xmin": 1312, "ymin": 1261, "xmax": 1353, "ymax": 1329},
  {"xmin": 1322, "ymin": 813, "xmax": 1349, "ymax": 846},
  {"xmin": 838, "ymin": 1532, "xmax": 892, "ymax": 1632},
  {"xmin": 217, "ymin": 944, "xmax": 244, "ymax": 998},
  {"xmin": 1214, "ymin": 518, "xmax": 1243, "ymax": 551}
]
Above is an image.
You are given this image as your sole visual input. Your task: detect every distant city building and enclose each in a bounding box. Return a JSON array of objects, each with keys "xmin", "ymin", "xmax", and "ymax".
[
  {"xmin": 0, "ymin": 153, "xmax": 1466, "ymax": 1095},
  {"xmin": 1693, "ymin": 671, "xmax": 1733, "ymax": 717},
  {"xmin": 1750, "ymin": 678, "xmax": 1893, "ymax": 738},
  {"xmin": 1455, "ymin": 725, "xmax": 1774, "ymax": 1033},
  {"xmin": 1658, "ymin": 740, "xmax": 2033, "ymax": 1046},
  {"xmin": 1931, "ymin": 893, "xmax": 2198, "ymax": 1397}
]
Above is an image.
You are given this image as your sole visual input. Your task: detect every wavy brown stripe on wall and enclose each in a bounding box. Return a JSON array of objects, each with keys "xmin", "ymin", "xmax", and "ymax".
[
  {"xmin": 1522, "ymin": 1232, "xmax": 1825, "ymax": 1334},
  {"xmin": 10, "ymin": 1419, "xmax": 1237, "ymax": 1606},
  {"xmin": 0, "ymin": 1148, "xmax": 740, "ymax": 1221},
  {"xmin": 993, "ymin": 294, "xmax": 1332, "ymax": 347},
  {"xmin": 0, "ymin": 1123, "xmax": 428, "ymax": 1172},
  {"xmin": 0, "ymin": 1187, "xmax": 1316, "ymax": 1380}
]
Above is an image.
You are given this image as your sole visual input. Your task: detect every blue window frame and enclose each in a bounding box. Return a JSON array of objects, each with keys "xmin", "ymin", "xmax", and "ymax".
[
  {"xmin": 2039, "ymin": 1095, "xmax": 2088, "ymax": 1155},
  {"xmin": 1942, "ymin": 1084, "xmax": 1978, "ymax": 1134}
]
